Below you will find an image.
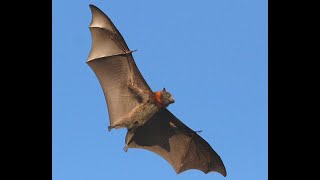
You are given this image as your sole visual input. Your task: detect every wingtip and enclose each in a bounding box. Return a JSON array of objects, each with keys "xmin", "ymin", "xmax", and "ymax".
[
  {"xmin": 215, "ymin": 164, "xmax": 227, "ymax": 177},
  {"xmin": 89, "ymin": 4, "xmax": 99, "ymax": 13},
  {"xmin": 89, "ymin": 4, "xmax": 114, "ymax": 30},
  {"xmin": 220, "ymin": 169, "xmax": 227, "ymax": 177},
  {"xmin": 202, "ymin": 161, "xmax": 227, "ymax": 177},
  {"xmin": 88, "ymin": 4, "xmax": 112, "ymax": 29}
]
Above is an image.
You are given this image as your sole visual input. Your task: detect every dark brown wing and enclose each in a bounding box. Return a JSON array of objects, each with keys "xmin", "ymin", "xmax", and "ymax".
[
  {"xmin": 127, "ymin": 108, "xmax": 227, "ymax": 176},
  {"xmin": 86, "ymin": 5, "xmax": 152, "ymax": 127}
]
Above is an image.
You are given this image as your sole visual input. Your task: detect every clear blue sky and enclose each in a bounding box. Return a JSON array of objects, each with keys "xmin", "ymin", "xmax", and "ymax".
[{"xmin": 53, "ymin": 0, "xmax": 267, "ymax": 179}]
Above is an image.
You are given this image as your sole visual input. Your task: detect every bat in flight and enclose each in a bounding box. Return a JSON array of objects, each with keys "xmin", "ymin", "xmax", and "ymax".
[{"xmin": 86, "ymin": 4, "xmax": 227, "ymax": 177}]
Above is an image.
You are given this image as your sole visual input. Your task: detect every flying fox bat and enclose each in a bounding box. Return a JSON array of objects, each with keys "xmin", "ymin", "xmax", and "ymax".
[{"xmin": 86, "ymin": 4, "xmax": 227, "ymax": 176}]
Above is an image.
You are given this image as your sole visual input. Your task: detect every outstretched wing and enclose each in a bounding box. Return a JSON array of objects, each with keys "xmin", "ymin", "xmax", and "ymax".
[
  {"xmin": 87, "ymin": 5, "xmax": 152, "ymax": 127},
  {"xmin": 127, "ymin": 108, "xmax": 227, "ymax": 176}
]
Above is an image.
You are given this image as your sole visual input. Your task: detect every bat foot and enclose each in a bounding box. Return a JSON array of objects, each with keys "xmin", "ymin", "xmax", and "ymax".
[
  {"xmin": 123, "ymin": 146, "xmax": 128, "ymax": 152},
  {"xmin": 107, "ymin": 126, "xmax": 113, "ymax": 132}
]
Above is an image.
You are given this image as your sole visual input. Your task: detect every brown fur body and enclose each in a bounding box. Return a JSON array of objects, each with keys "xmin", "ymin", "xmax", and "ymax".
[
  {"xmin": 121, "ymin": 93, "xmax": 162, "ymax": 130},
  {"xmin": 109, "ymin": 85, "xmax": 174, "ymax": 131}
]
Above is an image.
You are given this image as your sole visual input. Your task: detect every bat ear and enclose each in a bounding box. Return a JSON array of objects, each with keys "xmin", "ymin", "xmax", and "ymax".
[{"xmin": 163, "ymin": 88, "xmax": 166, "ymax": 92}]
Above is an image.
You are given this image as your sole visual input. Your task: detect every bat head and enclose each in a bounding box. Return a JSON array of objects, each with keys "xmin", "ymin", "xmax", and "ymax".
[{"xmin": 161, "ymin": 88, "xmax": 175, "ymax": 107}]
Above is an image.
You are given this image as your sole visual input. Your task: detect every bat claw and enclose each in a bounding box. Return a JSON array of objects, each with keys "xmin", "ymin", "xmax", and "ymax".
[
  {"xmin": 123, "ymin": 146, "xmax": 128, "ymax": 152},
  {"xmin": 107, "ymin": 126, "xmax": 113, "ymax": 132}
]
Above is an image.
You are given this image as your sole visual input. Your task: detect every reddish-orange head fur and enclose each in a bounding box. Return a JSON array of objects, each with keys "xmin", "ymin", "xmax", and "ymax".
[
  {"xmin": 155, "ymin": 91, "xmax": 163, "ymax": 105},
  {"xmin": 154, "ymin": 88, "xmax": 175, "ymax": 108}
]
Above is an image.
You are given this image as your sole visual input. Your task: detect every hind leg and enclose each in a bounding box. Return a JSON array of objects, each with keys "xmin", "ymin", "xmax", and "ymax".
[
  {"xmin": 107, "ymin": 109, "xmax": 140, "ymax": 133},
  {"xmin": 123, "ymin": 129, "xmax": 135, "ymax": 152},
  {"xmin": 107, "ymin": 125, "xmax": 117, "ymax": 132},
  {"xmin": 107, "ymin": 117, "xmax": 131, "ymax": 132}
]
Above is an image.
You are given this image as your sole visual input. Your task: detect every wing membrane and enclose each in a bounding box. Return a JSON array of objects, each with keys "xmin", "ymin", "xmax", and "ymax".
[
  {"xmin": 128, "ymin": 108, "xmax": 227, "ymax": 176},
  {"xmin": 87, "ymin": 5, "xmax": 152, "ymax": 126}
]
